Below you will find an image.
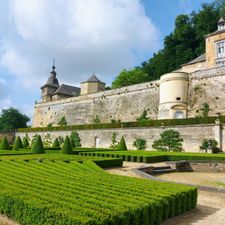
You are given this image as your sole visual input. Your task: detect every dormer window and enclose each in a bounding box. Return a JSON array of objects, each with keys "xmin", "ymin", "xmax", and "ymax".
[{"xmin": 218, "ymin": 17, "xmax": 225, "ymax": 31}]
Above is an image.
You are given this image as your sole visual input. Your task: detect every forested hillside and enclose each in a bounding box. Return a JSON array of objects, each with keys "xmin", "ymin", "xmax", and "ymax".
[{"xmin": 112, "ymin": 0, "xmax": 225, "ymax": 88}]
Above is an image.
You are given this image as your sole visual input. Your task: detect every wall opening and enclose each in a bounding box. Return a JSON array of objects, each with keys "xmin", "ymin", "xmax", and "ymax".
[{"xmin": 94, "ymin": 136, "xmax": 100, "ymax": 148}]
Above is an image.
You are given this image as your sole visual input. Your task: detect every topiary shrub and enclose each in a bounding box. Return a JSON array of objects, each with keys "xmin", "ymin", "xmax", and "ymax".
[
  {"xmin": 43, "ymin": 133, "xmax": 52, "ymax": 147},
  {"xmin": 61, "ymin": 136, "xmax": 73, "ymax": 154},
  {"xmin": 117, "ymin": 136, "xmax": 127, "ymax": 151},
  {"xmin": 52, "ymin": 138, "xmax": 60, "ymax": 148},
  {"xmin": 152, "ymin": 129, "xmax": 183, "ymax": 152},
  {"xmin": 0, "ymin": 137, "xmax": 10, "ymax": 150},
  {"xmin": 13, "ymin": 136, "xmax": 23, "ymax": 151},
  {"xmin": 23, "ymin": 135, "xmax": 30, "ymax": 148},
  {"xmin": 133, "ymin": 138, "xmax": 146, "ymax": 150},
  {"xmin": 70, "ymin": 131, "xmax": 81, "ymax": 148},
  {"xmin": 31, "ymin": 135, "xmax": 45, "ymax": 154},
  {"xmin": 200, "ymin": 138, "xmax": 220, "ymax": 153}
]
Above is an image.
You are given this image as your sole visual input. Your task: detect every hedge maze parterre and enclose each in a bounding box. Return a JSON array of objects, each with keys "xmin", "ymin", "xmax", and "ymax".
[{"xmin": 0, "ymin": 152, "xmax": 197, "ymax": 225}]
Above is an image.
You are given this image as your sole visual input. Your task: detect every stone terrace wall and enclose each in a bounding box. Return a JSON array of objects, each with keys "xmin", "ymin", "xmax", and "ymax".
[
  {"xmin": 188, "ymin": 67, "xmax": 225, "ymax": 118},
  {"xmin": 17, "ymin": 124, "xmax": 223, "ymax": 153}
]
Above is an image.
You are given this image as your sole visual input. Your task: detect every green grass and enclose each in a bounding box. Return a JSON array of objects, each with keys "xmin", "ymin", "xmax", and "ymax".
[
  {"xmin": 0, "ymin": 159, "xmax": 197, "ymax": 225},
  {"xmin": 80, "ymin": 150, "xmax": 225, "ymax": 163}
]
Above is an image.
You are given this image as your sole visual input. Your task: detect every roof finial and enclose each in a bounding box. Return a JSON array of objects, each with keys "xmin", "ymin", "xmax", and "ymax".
[{"xmin": 52, "ymin": 58, "xmax": 55, "ymax": 71}]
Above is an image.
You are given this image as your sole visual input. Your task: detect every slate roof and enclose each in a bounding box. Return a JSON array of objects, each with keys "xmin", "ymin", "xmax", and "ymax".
[
  {"xmin": 41, "ymin": 66, "xmax": 60, "ymax": 89},
  {"xmin": 218, "ymin": 17, "xmax": 225, "ymax": 24},
  {"xmin": 183, "ymin": 53, "xmax": 206, "ymax": 66},
  {"xmin": 53, "ymin": 84, "xmax": 80, "ymax": 96},
  {"xmin": 82, "ymin": 74, "xmax": 105, "ymax": 84}
]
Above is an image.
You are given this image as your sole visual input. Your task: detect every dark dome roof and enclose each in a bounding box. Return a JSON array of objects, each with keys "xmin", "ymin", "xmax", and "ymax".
[{"xmin": 41, "ymin": 65, "xmax": 60, "ymax": 89}]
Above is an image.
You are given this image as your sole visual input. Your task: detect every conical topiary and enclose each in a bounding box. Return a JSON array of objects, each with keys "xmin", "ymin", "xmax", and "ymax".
[
  {"xmin": 0, "ymin": 137, "xmax": 10, "ymax": 150},
  {"xmin": 52, "ymin": 138, "xmax": 60, "ymax": 148},
  {"xmin": 23, "ymin": 137, "xmax": 29, "ymax": 148},
  {"xmin": 13, "ymin": 136, "xmax": 23, "ymax": 151},
  {"xmin": 116, "ymin": 136, "xmax": 127, "ymax": 151},
  {"xmin": 60, "ymin": 136, "xmax": 73, "ymax": 154},
  {"xmin": 31, "ymin": 135, "xmax": 45, "ymax": 154}
]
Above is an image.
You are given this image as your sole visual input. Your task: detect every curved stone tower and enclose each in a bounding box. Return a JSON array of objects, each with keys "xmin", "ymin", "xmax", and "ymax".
[{"xmin": 158, "ymin": 72, "xmax": 189, "ymax": 119}]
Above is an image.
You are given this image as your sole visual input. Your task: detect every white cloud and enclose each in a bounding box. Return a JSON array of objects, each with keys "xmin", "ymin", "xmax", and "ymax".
[{"xmin": 0, "ymin": 0, "xmax": 160, "ymax": 87}]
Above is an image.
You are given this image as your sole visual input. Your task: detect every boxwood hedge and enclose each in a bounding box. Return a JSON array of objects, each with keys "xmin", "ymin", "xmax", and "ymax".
[
  {"xmin": 17, "ymin": 115, "xmax": 222, "ymax": 132},
  {"xmin": 0, "ymin": 160, "xmax": 197, "ymax": 225}
]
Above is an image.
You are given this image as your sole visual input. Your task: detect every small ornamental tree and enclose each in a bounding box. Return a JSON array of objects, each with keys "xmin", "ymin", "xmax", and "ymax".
[
  {"xmin": 43, "ymin": 133, "xmax": 52, "ymax": 147},
  {"xmin": 31, "ymin": 135, "xmax": 45, "ymax": 154},
  {"xmin": 31, "ymin": 134, "xmax": 39, "ymax": 146},
  {"xmin": 200, "ymin": 139, "xmax": 219, "ymax": 153},
  {"xmin": 137, "ymin": 110, "xmax": 149, "ymax": 122},
  {"xmin": 0, "ymin": 137, "xmax": 10, "ymax": 150},
  {"xmin": 133, "ymin": 138, "xmax": 146, "ymax": 150},
  {"xmin": 92, "ymin": 115, "xmax": 101, "ymax": 124},
  {"xmin": 200, "ymin": 102, "xmax": 211, "ymax": 117},
  {"xmin": 23, "ymin": 134, "xmax": 30, "ymax": 148},
  {"xmin": 58, "ymin": 116, "xmax": 67, "ymax": 126},
  {"xmin": 111, "ymin": 132, "xmax": 117, "ymax": 149},
  {"xmin": 61, "ymin": 136, "xmax": 73, "ymax": 154},
  {"xmin": 52, "ymin": 138, "xmax": 60, "ymax": 148},
  {"xmin": 152, "ymin": 129, "xmax": 183, "ymax": 152},
  {"xmin": 58, "ymin": 136, "xmax": 64, "ymax": 146},
  {"xmin": 117, "ymin": 136, "xmax": 127, "ymax": 151},
  {"xmin": 70, "ymin": 131, "xmax": 81, "ymax": 148},
  {"xmin": 13, "ymin": 136, "xmax": 23, "ymax": 151}
]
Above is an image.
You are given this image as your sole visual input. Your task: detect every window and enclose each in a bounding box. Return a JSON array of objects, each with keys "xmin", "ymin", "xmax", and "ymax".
[
  {"xmin": 216, "ymin": 41, "xmax": 225, "ymax": 59},
  {"xmin": 176, "ymin": 97, "xmax": 181, "ymax": 101},
  {"xmin": 174, "ymin": 110, "xmax": 184, "ymax": 119}
]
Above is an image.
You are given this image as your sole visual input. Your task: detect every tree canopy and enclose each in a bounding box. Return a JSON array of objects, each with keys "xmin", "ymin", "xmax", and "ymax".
[
  {"xmin": 0, "ymin": 107, "xmax": 30, "ymax": 132},
  {"xmin": 112, "ymin": 1, "xmax": 222, "ymax": 88}
]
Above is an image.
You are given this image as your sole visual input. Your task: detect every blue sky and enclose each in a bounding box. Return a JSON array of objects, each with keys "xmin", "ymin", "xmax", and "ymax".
[{"xmin": 0, "ymin": 0, "xmax": 214, "ymax": 121}]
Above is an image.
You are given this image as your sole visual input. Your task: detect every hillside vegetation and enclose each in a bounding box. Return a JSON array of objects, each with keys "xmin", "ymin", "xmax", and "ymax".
[{"xmin": 112, "ymin": 0, "xmax": 225, "ymax": 88}]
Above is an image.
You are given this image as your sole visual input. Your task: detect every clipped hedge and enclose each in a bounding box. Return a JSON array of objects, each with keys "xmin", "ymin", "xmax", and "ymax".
[
  {"xmin": 0, "ymin": 160, "xmax": 197, "ymax": 225},
  {"xmin": 80, "ymin": 151, "xmax": 225, "ymax": 163},
  {"xmin": 17, "ymin": 116, "xmax": 222, "ymax": 132}
]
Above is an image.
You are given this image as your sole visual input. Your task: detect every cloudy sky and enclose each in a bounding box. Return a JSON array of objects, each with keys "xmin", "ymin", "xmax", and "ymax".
[{"xmin": 0, "ymin": 0, "xmax": 214, "ymax": 120}]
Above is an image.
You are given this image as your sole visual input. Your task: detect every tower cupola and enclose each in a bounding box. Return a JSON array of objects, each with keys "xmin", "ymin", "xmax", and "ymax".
[
  {"xmin": 218, "ymin": 17, "xmax": 225, "ymax": 31},
  {"xmin": 41, "ymin": 61, "xmax": 60, "ymax": 102}
]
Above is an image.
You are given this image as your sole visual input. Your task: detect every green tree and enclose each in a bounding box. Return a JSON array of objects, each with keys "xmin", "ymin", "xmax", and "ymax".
[
  {"xmin": 58, "ymin": 136, "xmax": 64, "ymax": 146},
  {"xmin": 200, "ymin": 102, "xmax": 210, "ymax": 117},
  {"xmin": 31, "ymin": 135, "xmax": 45, "ymax": 154},
  {"xmin": 112, "ymin": 68, "xmax": 149, "ymax": 88},
  {"xmin": 31, "ymin": 134, "xmax": 39, "ymax": 146},
  {"xmin": 58, "ymin": 116, "xmax": 67, "ymax": 126},
  {"xmin": 200, "ymin": 138, "xmax": 219, "ymax": 153},
  {"xmin": 61, "ymin": 136, "xmax": 73, "ymax": 154},
  {"xmin": 23, "ymin": 134, "xmax": 30, "ymax": 148},
  {"xmin": 52, "ymin": 138, "xmax": 60, "ymax": 148},
  {"xmin": 13, "ymin": 136, "xmax": 23, "ymax": 151},
  {"xmin": 92, "ymin": 115, "xmax": 101, "ymax": 124},
  {"xmin": 111, "ymin": 132, "xmax": 117, "ymax": 149},
  {"xmin": 111, "ymin": 2, "xmax": 220, "ymax": 87},
  {"xmin": 0, "ymin": 107, "xmax": 30, "ymax": 132},
  {"xmin": 137, "ymin": 110, "xmax": 149, "ymax": 122},
  {"xmin": 117, "ymin": 137, "xmax": 127, "ymax": 151},
  {"xmin": 133, "ymin": 138, "xmax": 146, "ymax": 150},
  {"xmin": 70, "ymin": 131, "xmax": 81, "ymax": 148},
  {"xmin": 152, "ymin": 130, "xmax": 183, "ymax": 152},
  {"xmin": 43, "ymin": 133, "xmax": 52, "ymax": 147},
  {"xmin": 0, "ymin": 137, "xmax": 10, "ymax": 150}
]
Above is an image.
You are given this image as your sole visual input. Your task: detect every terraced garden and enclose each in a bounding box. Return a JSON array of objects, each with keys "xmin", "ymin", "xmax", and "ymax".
[{"xmin": 0, "ymin": 151, "xmax": 197, "ymax": 225}]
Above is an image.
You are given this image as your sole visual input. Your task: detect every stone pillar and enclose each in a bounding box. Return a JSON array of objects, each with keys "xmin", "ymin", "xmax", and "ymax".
[{"xmin": 214, "ymin": 118, "xmax": 223, "ymax": 151}]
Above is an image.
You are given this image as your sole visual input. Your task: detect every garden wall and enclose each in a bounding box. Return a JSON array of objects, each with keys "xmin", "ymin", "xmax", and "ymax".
[{"xmin": 16, "ymin": 123, "xmax": 225, "ymax": 152}]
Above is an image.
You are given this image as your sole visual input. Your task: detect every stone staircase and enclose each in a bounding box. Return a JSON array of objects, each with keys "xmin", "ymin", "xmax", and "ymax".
[{"xmin": 151, "ymin": 166, "xmax": 176, "ymax": 175}]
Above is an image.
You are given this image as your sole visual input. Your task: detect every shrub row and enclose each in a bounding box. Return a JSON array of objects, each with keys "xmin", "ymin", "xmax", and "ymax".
[
  {"xmin": 17, "ymin": 116, "xmax": 222, "ymax": 132},
  {"xmin": 80, "ymin": 151, "xmax": 225, "ymax": 163},
  {"xmin": 0, "ymin": 160, "xmax": 197, "ymax": 225},
  {"xmin": 0, "ymin": 152, "xmax": 122, "ymax": 168}
]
